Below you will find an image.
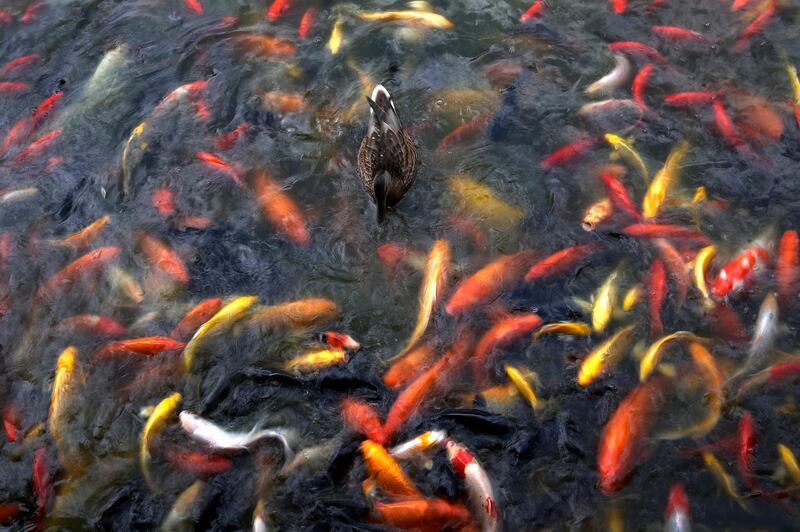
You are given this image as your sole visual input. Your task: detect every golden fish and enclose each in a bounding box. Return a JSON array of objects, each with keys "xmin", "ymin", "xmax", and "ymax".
[
  {"xmin": 284, "ymin": 348, "xmax": 346, "ymax": 373},
  {"xmin": 54, "ymin": 215, "xmax": 111, "ymax": 249},
  {"xmin": 640, "ymin": 331, "xmax": 704, "ymax": 381},
  {"xmin": 328, "ymin": 16, "xmax": 344, "ymax": 54},
  {"xmin": 604, "ymin": 133, "xmax": 648, "ymax": 184},
  {"xmin": 162, "ymin": 480, "xmax": 206, "ymax": 531},
  {"xmin": 182, "ymin": 295, "xmax": 258, "ymax": 372},
  {"xmin": 357, "ymin": 10, "xmax": 454, "ymax": 29},
  {"xmin": 702, "ymin": 452, "xmax": 749, "ymax": 511},
  {"xmin": 395, "ymin": 240, "xmax": 450, "ymax": 359},
  {"xmin": 592, "ymin": 270, "xmax": 618, "ymax": 333},
  {"xmin": 504, "ymin": 365, "xmax": 539, "ymax": 411},
  {"xmin": 786, "ymin": 62, "xmax": 800, "ymax": 107},
  {"xmin": 642, "ymin": 141, "xmax": 689, "ymax": 219},
  {"xmin": 778, "ymin": 444, "xmax": 800, "ymax": 484},
  {"xmin": 533, "ymin": 322, "xmax": 592, "ymax": 340},
  {"xmin": 622, "ymin": 285, "xmax": 642, "ymax": 311},
  {"xmin": 694, "ymin": 245, "xmax": 717, "ymax": 305},
  {"xmin": 692, "ymin": 186, "xmax": 707, "ymax": 203},
  {"xmin": 449, "ymin": 174, "xmax": 523, "ymax": 230},
  {"xmin": 340, "ymin": 56, "xmax": 376, "ymax": 124},
  {"xmin": 578, "ymin": 325, "xmax": 634, "ymax": 387},
  {"xmin": 49, "ymin": 346, "xmax": 82, "ymax": 468},
  {"xmin": 582, "ymin": 197, "xmax": 613, "ymax": 231},
  {"xmin": 248, "ymin": 298, "xmax": 339, "ymax": 333},
  {"xmin": 141, "ymin": 392, "xmax": 181, "ymax": 492},
  {"xmin": 120, "ymin": 122, "xmax": 147, "ymax": 198}
]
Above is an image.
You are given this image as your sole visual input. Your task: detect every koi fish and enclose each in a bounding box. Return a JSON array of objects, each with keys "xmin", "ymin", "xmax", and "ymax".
[
  {"xmin": 233, "ymin": 34, "xmax": 296, "ymax": 58},
  {"xmin": 445, "ymin": 250, "xmax": 535, "ymax": 316},
  {"xmin": 360, "ymin": 439, "xmax": 421, "ymax": 498},
  {"xmin": 164, "ymin": 447, "xmax": 232, "ymax": 475},
  {"xmin": 179, "ymin": 411, "xmax": 293, "ymax": 457},
  {"xmin": 252, "ymin": 170, "xmax": 309, "ymax": 246},
  {"xmin": 262, "ymin": 92, "xmax": 308, "ymax": 114},
  {"xmin": 373, "ymin": 499, "xmax": 471, "ymax": 529},
  {"xmin": 284, "ymin": 348, "xmax": 346, "ymax": 372},
  {"xmin": 3, "ymin": 404, "xmax": 21, "ymax": 443},
  {"xmin": 639, "ymin": 331, "xmax": 703, "ymax": 381},
  {"xmin": 651, "ymin": 25, "xmax": 709, "ymax": 42},
  {"xmin": 52, "ymin": 215, "xmax": 111, "ymax": 249},
  {"xmin": 449, "ymin": 174, "xmax": 524, "ymax": 229},
  {"xmin": 57, "ymin": 315, "xmax": 125, "ymax": 340},
  {"xmin": 738, "ymin": 361, "xmax": 800, "ymax": 398},
  {"xmin": 777, "ymin": 444, "xmax": 800, "ymax": 484},
  {"xmin": 734, "ymin": 0, "xmax": 774, "ymax": 52},
  {"xmin": 0, "ymin": 53, "xmax": 39, "ymax": 77},
  {"xmin": 33, "ymin": 447, "xmax": 51, "ymax": 519},
  {"xmin": 389, "ymin": 430, "xmax": 447, "ymax": 460},
  {"xmin": 49, "ymin": 347, "xmax": 81, "ymax": 465},
  {"xmin": 600, "ymin": 171, "xmax": 641, "ymax": 220},
  {"xmin": 182, "ymin": 295, "xmax": 258, "ymax": 372},
  {"xmin": 298, "ymin": 7, "xmax": 316, "ymax": 38},
  {"xmin": 357, "ymin": 10, "xmax": 454, "ymax": 29},
  {"xmin": 534, "ymin": 321, "xmax": 592, "ymax": 339},
  {"xmin": 711, "ymin": 100, "xmax": 747, "ymax": 151},
  {"xmin": 196, "ymin": 151, "xmax": 244, "ymax": 187},
  {"xmin": 632, "ymin": 63, "xmax": 654, "ymax": 109},
  {"xmin": 623, "ymin": 284, "xmax": 642, "ymax": 311},
  {"xmin": 541, "ymin": 137, "xmax": 598, "ymax": 170},
  {"xmin": 14, "ymin": 128, "xmax": 62, "ymax": 164},
  {"xmin": 248, "ymin": 298, "xmax": 339, "ymax": 333},
  {"xmin": 598, "ymin": 376, "xmax": 667, "ymax": 493},
  {"xmin": 141, "ymin": 392, "xmax": 182, "ymax": 492},
  {"xmin": 525, "ymin": 244, "xmax": 600, "ymax": 282},
  {"xmin": 664, "ymin": 483, "xmax": 691, "ymax": 532},
  {"xmin": 776, "ymin": 230, "xmax": 799, "ymax": 310},
  {"xmin": 437, "ymin": 112, "xmax": 493, "ymax": 151},
  {"xmin": 138, "ymin": 232, "xmax": 189, "ymax": 285},
  {"xmin": 787, "ymin": 62, "xmax": 800, "ymax": 127},
  {"xmin": 93, "ymin": 336, "xmax": 186, "ymax": 362},
  {"xmin": 664, "ymin": 91, "xmax": 720, "ymax": 108},
  {"xmin": 36, "ymin": 246, "xmax": 120, "ymax": 301},
  {"xmin": 608, "ymin": 41, "xmax": 669, "ymax": 64},
  {"xmin": 214, "ymin": 122, "xmax": 250, "ymax": 150},
  {"xmin": 266, "ymin": 0, "xmax": 289, "ymax": 22},
  {"xmin": 643, "ymin": 141, "xmax": 689, "ymax": 219},
  {"xmin": 341, "ymin": 397, "xmax": 385, "ymax": 444},
  {"xmin": 519, "ymin": 1, "xmax": 544, "ymax": 22},
  {"xmin": 472, "ymin": 313, "xmax": 542, "ymax": 386},
  {"xmin": 605, "ymin": 133, "xmax": 648, "ymax": 183},
  {"xmin": 446, "ymin": 439, "xmax": 500, "ymax": 532},
  {"xmin": 328, "ymin": 16, "xmax": 344, "ymax": 54},
  {"xmin": 586, "ymin": 54, "xmax": 632, "ymax": 97},
  {"xmin": 712, "ymin": 242, "xmax": 770, "ymax": 298},
  {"xmin": 383, "ymin": 342, "xmax": 436, "ymax": 389},
  {"xmin": 609, "ymin": 0, "xmax": 627, "ymax": 14},
  {"xmin": 701, "ymin": 451, "xmax": 748, "ymax": 510},
  {"xmin": 0, "ymin": 81, "xmax": 30, "ymax": 94},
  {"xmin": 168, "ymin": 298, "xmax": 222, "ymax": 341},
  {"xmin": 592, "ymin": 270, "xmax": 619, "ymax": 333},
  {"xmin": 648, "ymin": 259, "xmax": 666, "ymax": 337},
  {"xmin": 623, "ymin": 223, "xmax": 708, "ymax": 242},
  {"xmin": 161, "ymin": 480, "xmax": 206, "ymax": 531},
  {"xmin": 693, "ymin": 245, "xmax": 717, "ymax": 304},
  {"xmin": 184, "ymin": 0, "xmax": 203, "ymax": 14},
  {"xmin": 737, "ymin": 411, "xmax": 759, "ymax": 490},
  {"xmin": 578, "ymin": 325, "xmax": 635, "ymax": 386},
  {"xmin": 731, "ymin": 292, "xmax": 778, "ymax": 380},
  {"xmin": 504, "ymin": 365, "xmax": 539, "ymax": 412},
  {"xmin": 582, "ymin": 198, "xmax": 614, "ymax": 231}
]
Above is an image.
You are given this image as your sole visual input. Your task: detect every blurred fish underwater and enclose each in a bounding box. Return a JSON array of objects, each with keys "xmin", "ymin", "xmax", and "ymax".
[{"xmin": 1, "ymin": 0, "xmax": 800, "ymax": 530}]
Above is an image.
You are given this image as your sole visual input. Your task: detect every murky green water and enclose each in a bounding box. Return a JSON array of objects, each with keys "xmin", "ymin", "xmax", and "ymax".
[{"xmin": 1, "ymin": 0, "xmax": 800, "ymax": 530}]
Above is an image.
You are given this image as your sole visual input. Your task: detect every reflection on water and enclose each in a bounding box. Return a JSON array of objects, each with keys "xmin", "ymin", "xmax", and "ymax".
[{"xmin": 1, "ymin": 0, "xmax": 800, "ymax": 529}]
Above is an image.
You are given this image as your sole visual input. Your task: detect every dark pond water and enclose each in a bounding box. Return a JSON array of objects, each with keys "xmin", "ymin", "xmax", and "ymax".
[{"xmin": 1, "ymin": 0, "xmax": 800, "ymax": 530}]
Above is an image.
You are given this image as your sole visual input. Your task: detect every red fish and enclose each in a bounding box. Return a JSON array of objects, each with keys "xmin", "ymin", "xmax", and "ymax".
[
  {"xmin": 21, "ymin": 2, "xmax": 41, "ymax": 23},
  {"xmin": 472, "ymin": 313, "xmax": 542, "ymax": 386},
  {"xmin": 734, "ymin": 1, "xmax": 774, "ymax": 52},
  {"xmin": 138, "ymin": 233, "xmax": 190, "ymax": 285},
  {"xmin": 0, "ymin": 11, "xmax": 11, "ymax": 25},
  {"xmin": 93, "ymin": 336, "xmax": 186, "ymax": 361},
  {"xmin": 444, "ymin": 250, "xmax": 536, "ymax": 317},
  {"xmin": 651, "ymin": 25, "xmax": 710, "ymax": 42},
  {"xmin": 654, "ymin": 239, "xmax": 690, "ymax": 308},
  {"xmin": 609, "ymin": 0, "xmax": 627, "ymax": 14},
  {"xmin": 2, "ymin": 404, "xmax": 20, "ymax": 443},
  {"xmin": 712, "ymin": 100, "xmax": 748, "ymax": 151},
  {"xmin": 738, "ymin": 361, "xmax": 800, "ymax": 398},
  {"xmin": 0, "ymin": 82, "xmax": 30, "ymax": 95},
  {"xmin": 598, "ymin": 376, "xmax": 667, "ymax": 494},
  {"xmin": 342, "ymin": 397, "xmax": 385, "ymax": 444},
  {"xmin": 541, "ymin": 137, "xmax": 598, "ymax": 170},
  {"xmin": 711, "ymin": 302, "xmax": 749, "ymax": 343},
  {"xmin": 13, "ymin": 128, "xmax": 61, "ymax": 164},
  {"xmin": 525, "ymin": 244, "xmax": 600, "ymax": 282},
  {"xmin": 0, "ymin": 502, "xmax": 21, "ymax": 524},
  {"xmin": 36, "ymin": 246, "xmax": 121, "ymax": 301},
  {"xmin": 447, "ymin": 216, "xmax": 488, "ymax": 254},
  {"xmin": 664, "ymin": 91, "xmax": 720, "ymax": 108},
  {"xmin": 184, "ymin": 0, "xmax": 203, "ymax": 14},
  {"xmin": 623, "ymin": 223, "xmax": 708, "ymax": 242},
  {"xmin": 171, "ymin": 297, "xmax": 223, "ymax": 341},
  {"xmin": 520, "ymin": 1, "xmax": 544, "ymax": 22},
  {"xmin": 376, "ymin": 242, "xmax": 420, "ymax": 276},
  {"xmin": 298, "ymin": 7, "xmax": 316, "ymax": 38},
  {"xmin": 632, "ymin": 64, "xmax": 654, "ymax": 109},
  {"xmin": 196, "ymin": 151, "xmax": 243, "ymax": 187},
  {"xmin": 0, "ymin": 53, "xmax": 37, "ymax": 74},
  {"xmin": 648, "ymin": 259, "xmax": 666, "ymax": 336},
  {"xmin": 57, "ymin": 314, "xmax": 126, "ymax": 338},
  {"xmin": 600, "ymin": 171, "xmax": 641, "ymax": 220},
  {"xmin": 156, "ymin": 81, "xmax": 208, "ymax": 111},
  {"xmin": 776, "ymin": 230, "xmax": 799, "ymax": 310},
  {"xmin": 267, "ymin": 0, "xmax": 289, "ymax": 22},
  {"xmin": 712, "ymin": 243, "xmax": 770, "ymax": 298},
  {"xmin": 214, "ymin": 122, "xmax": 250, "ymax": 150},
  {"xmin": 732, "ymin": 0, "xmax": 755, "ymax": 9},
  {"xmin": 252, "ymin": 170, "xmax": 309, "ymax": 246},
  {"xmin": 737, "ymin": 411, "xmax": 758, "ymax": 490},
  {"xmin": 31, "ymin": 91, "xmax": 64, "ymax": 129},
  {"xmin": 152, "ymin": 187, "xmax": 176, "ymax": 217},
  {"xmin": 0, "ymin": 92, "xmax": 63, "ymax": 156},
  {"xmin": 33, "ymin": 447, "xmax": 52, "ymax": 518},
  {"xmin": 437, "ymin": 112, "xmax": 493, "ymax": 151},
  {"xmin": 608, "ymin": 41, "xmax": 669, "ymax": 64},
  {"xmin": 324, "ymin": 331, "xmax": 360, "ymax": 351},
  {"xmin": 164, "ymin": 447, "xmax": 232, "ymax": 475}
]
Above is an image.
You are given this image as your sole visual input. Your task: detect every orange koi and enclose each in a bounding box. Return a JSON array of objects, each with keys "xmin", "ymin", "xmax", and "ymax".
[
  {"xmin": 0, "ymin": 503, "xmax": 21, "ymax": 524},
  {"xmin": 196, "ymin": 151, "xmax": 244, "ymax": 187},
  {"xmin": 21, "ymin": 2, "xmax": 41, "ymax": 24},
  {"xmin": 360, "ymin": 439, "xmax": 421, "ymax": 498},
  {"xmin": 654, "ymin": 239, "xmax": 690, "ymax": 307},
  {"xmin": 632, "ymin": 64, "xmax": 654, "ymax": 109},
  {"xmin": 267, "ymin": 0, "xmax": 289, "ymax": 22},
  {"xmin": 623, "ymin": 223, "xmax": 708, "ymax": 242},
  {"xmin": 54, "ymin": 215, "xmax": 110, "ymax": 249},
  {"xmin": 445, "ymin": 250, "xmax": 536, "ymax": 316},
  {"xmin": 164, "ymin": 447, "xmax": 232, "ymax": 475},
  {"xmin": 737, "ymin": 411, "xmax": 758, "ymax": 491},
  {"xmin": 374, "ymin": 499, "xmax": 471, "ymax": 530},
  {"xmin": 734, "ymin": 0, "xmax": 774, "ymax": 52},
  {"xmin": 609, "ymin": 0, "xmax": 627, "ymax": 14},
  {"xmin": 711, "ymin": 100, "xmax": 747, "ymax": 151},
  {"xmin": 2, "ymin": 404, "xmax": 21, "ymax": 443},
  {"xmin": 437, "ymin": 112, "xmax": 493, "ymax": 151},
  {"xmin": 36, "ymin": 246, "xmax": 121, "ymax": 301},
  {"xmin": 184, "ymin": 0, "xmax": 203, "ymax": 14},
  {"xmin": 651, "ymin": 25, "xmax": 710, "ymax": 42},
  {"xmin": 171, "ymin": 298, "xmax": 224, "ymax": 341},
  {"xmin": 33, "ymin": 447, "xmax": 51, "ymax": 520},
  {"xmin": 541, "ymin": 137, "xmax": 598, "ymax": 170},
  {"xmin": 472, "ymin": 313, "xmax": 542, "ymax": 386},
  {"xmin": 152, "ymin": 188, "xmax": 176, "ymax": 217},
  {"xmin": 447, "ymin": 216, "xmax": 488, "ymax": 254},
  {"xmin": 649, "ymin": 259, "xmax": 666, "ymax": 337},
  {"xmin": 664, "ymin": 91, "xmax": 720, "ymax": 108},
  {"xmin": 600, "ymin": 171, "xmax": 641, "ymax": 220},
  {"xmin": 383, "ymin": 342, "xmax": 436, "ymax": 390},
  {"xmin": 214, "ymin": 122, "xmax": 250, "ymax": 150},
  {"xmin": 776, "ymin": 230, "xmax": 799, "ymax": 310},
  {"xmin": 520, "ymin": 1, "xmax": 544, "ymax": 22},
  {"xmin": 233, "ymin": 34, "xmax": 296, "ymax": 58},
  {"xmin": 342, "ymin": 398, "xmax": 386, "ymax": 444},
  {"xmin": 252, "ymin": 169, "xmax": 309, "ymax": 246},
  {"xmin": 525, "ymin": 244, "xmax": 600, "ymax": 282},
  {"xmin": 93, "ymin": 336, "xmax": 185, "ymax": 362},
  {"xmin": 138, "ymin": 233, "xmax": 189, "ymax": 285},
  {"xmin": 262, "ymin": 92, "xmax": 308, "ymax": 114},
  {"xmin": 608, "ymin": 41, "xmax": 668, "ymax": 64}
]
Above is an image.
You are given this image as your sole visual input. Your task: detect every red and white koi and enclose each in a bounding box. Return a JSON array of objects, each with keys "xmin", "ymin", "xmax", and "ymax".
[{"xmin": 446, "ymin": 439, "xmax": 500, "ymax": 532}]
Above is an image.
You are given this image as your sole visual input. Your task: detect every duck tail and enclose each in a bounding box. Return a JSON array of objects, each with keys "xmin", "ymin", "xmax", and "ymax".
[
  {"xmin": 366, "ymin": 84, "xmax": 402, "ymax": 136},
  {"xmin": 373, "ymin": 171, "xmax": 389, "ymax": 224}
]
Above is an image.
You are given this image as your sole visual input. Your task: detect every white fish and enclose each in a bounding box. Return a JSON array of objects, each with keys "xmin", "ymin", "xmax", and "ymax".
[
  {"xmin": 585, "ymin": 54, "xmax": 632, "ymax": 97},
  {"xmin": 84, "ymin": 44, "xmax": 128, "ymax": 96},
  {"xmin": 446, "ymin": 439, "xmax": 500, "ymax": 532},
  {"xmin": 179, "ymin": 411, "xmax": 294, "ymax": 463},
  {"xmin": 389, "ymin": 430, "xmax": 447, "ymax": 460},
  {"xmin": 737, "ymin": 292, "xmax": 778, "ymax": 379},
  {"xmin": 0, "ymin": 187, "xmax": 39, "ymax": 204}
]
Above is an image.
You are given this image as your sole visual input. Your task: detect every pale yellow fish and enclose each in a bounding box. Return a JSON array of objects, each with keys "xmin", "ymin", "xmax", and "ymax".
[
  {"xmin": 248, "ymin": 298, "xmax": 339, "ymax": 333},
  {"xmin": 702, "ymin": 452, "xmax": 749, "ymax": 511},
  {"xmin": 357, "ymin": 10, "xmax": 453, "ymax": 29},
  {"xmin": 578, "ymin": 325, "xmax": 635, "ymax": 387},
  {"xmin": 692, "ymin": 186, "xmax": 707, "ymax": 203},
  {"xmin": 592, "ymin": 270, "xmax": 618, "ymax": 332},
  {"xmin": 787, "ymin": 62, "xmax": 800, "ymax": 107},
  {"xmin": 141, "ymin": 392, "xmax": 181, "ymax": 492},
  {"xmin": 162, "ymin": 480, "xmax": 206, "ymax": 531},
  {"xmin": 328, "ymin": 16, "xmax": 344, "ymax": 54},
  {"xmin": 658, "ymin": 342, "xmax": 723, "ymax": 440},
  {"xmin": 284, "ymin": 348, "xmax": 346, "ymax": 372},
  {"xmin": 49, "ymin": 347, "xmax": 81, "ymax": 463},
  {"xmin": 182, "ymin": 296, "xmax": 258, "ymax": 372},
  {"xmin": 694, "ymin": 245, "xmax": 717, "ymax": 305},
  {"xmin": 476, "ymin": 383, "xmax": 519, "ymax": 415},
  {"xmin": 640, "ymin": 331, "xmax": 704, "ymax": 381},
  {"xmin": 622, "ymin": 285, "xmax": 642, "ymax": 311},
  {"xmin": 395, "ymin": 240, "xmax": 450, "ymax": 359},
  {"xmin": 120, "ymin": 122, "xmax": 147, "ymax": 197},
  {"xmin": 604, "ymin": 133, "xmax": 648, "ymax": 184},
  {"xmin": 448, "ymin": 174, "xmax": 523, "ymax": 229},
  {"xmin": 642, "ymin": 140, "xmax": 689, "ymax": 219},
  {"xmin": 55, "ymin": 215, "xmax": 111, "ymax": 248},
  {"xmin": 607, "ymin": 504, "xmax": 624, "ymax": 532},
  {"xmin": 534, "ymin": 322, "xmax": 592, "ymax": 340},
  {"xmin": 504, "ymin": 365, "xmax": 539, "ymax": 411},
  {"xmin": 778, "ymin": 444, "xmax": 800, "ymax": 484}
]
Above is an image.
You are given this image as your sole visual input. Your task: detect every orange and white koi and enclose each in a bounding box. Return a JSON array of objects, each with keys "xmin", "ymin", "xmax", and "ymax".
[
  {"xmin": 389, "ymin": 430, "xmax": 447, "ymax": 460},
  {"xmin": 446, "ymin": 439, "xmax": 500, "ymax": 532},
  {"xmin": 57, "ymin": 314, "xmax": 126, "ymax": 338},
  {"xmin": 582, "ymin": 198, "xmax": 614, "ymax": 231}
]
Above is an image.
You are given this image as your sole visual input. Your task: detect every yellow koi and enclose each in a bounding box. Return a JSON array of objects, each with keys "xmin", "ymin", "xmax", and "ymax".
[
  {"xmin": 49, "ymin": 346, "xmax": 81, "ymax": 466},
  {"xmin": 248, "ymin": 298, "xmax": 339, "ymax": 333},
  {"xmin": 449, "ymin": 174, "xmax": 523, "ymax": 230},
  {"xmin": 694, "ymin": 245, "xmax": 717, "ymax": 305},
  {"xmin": 640, "ymin": 331, "xmax": 704, "ymax": 381},
  {"xmin": 182, "ymin": 295, "xmax": 258, "ymax": 372},
  {"xmin": 141, "ymin": 392, "xmax": 181, "ymax": 492},
  {"xmin": 787, "ymin": 62, "xmax": 800, "ymax": 107},
  {"xmin": 622, "ymin": 285, "xmax": 642, "ymax": 311},
  {"xmin": 328, "ymin": 16, "xmax": 344, "ymax": 54},
  {"xmin": 54, "ymin": 215, "xmax": 111, "ymax": 249},
  {"xmin": 702, "ymin": 452, "xmax": 749, "ymax": 511},
  {"xmin": 692, "ymin": 185, "xmax": 707, "ymax": 203},
  {"xmin": 642, "ymin": 141, "xmax": 689, "ymax": 219},
  {"xmin": 592, "ymin": 270, "xmax": 618, "ymax": 333},
  {"xmin": 120, "ymin": 122, "xmax": 147, "ymax": 198},
  {"xmin": 578, "ymin": 325, "xmax": 635, "ymax": 387},
  {"xmin": 533, "ymin": 321, "xmax": 592, "ymax": 340},
  {"xmin": 778, "ymin": 444, "xmax": 800, "ymax": 484},
  {"xmin": 504, "ymin": 365, "xmax": 539, "ymax": 411},
  {"xmin": 284, "ymin": 348, "xmax": 346, "ymax": 372},
  {"xmin": 357, "ymin": 10, "xmax": 454, "ymax": 29},
  {"xmin": 604, "ymin": 133, "xmax": 648, "ymax": 183}
]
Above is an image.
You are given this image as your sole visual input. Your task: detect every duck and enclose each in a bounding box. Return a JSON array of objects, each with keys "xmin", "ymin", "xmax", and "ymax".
[{"xmin": 357, "ymin": 84, "xmax": 417, "ymax": 223}]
